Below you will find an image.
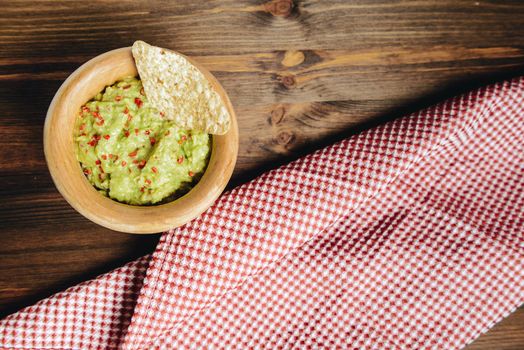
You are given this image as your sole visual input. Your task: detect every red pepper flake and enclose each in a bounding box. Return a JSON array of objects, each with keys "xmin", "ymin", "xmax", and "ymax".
[
  {"xmin": 144, "ymin": 130, "xmax": 150, "ymax": 135},
  {"xmin": 103, "ymin": 135, "xmax": 110, "ymax": 140},
  {"xmin": 115, "ymin": 95, "xmax": 122, "ymax": 102},
  {"xmin": 178, "ymin": 135, "xmax": 187, "ymax": 144},
  {"xmin": 138, "ymin": 160, "xmax": 147, "ymax": 169},
  {"xmin": 96, "ymin": 119, "xmax": 104, "ymax": 126},
  {"xmin": 145, "ymin": 179, "xmax": 151, "ymax": 185},
  {"xmin": 128, "ymin": 150, "xmax": 138, "ymax": 157},
  {"xmin": 109, "ymin": 154, "xmax": 113, "ymax": 159},
  {"xmin": 101, "ymin": 154, "xmax": 107, "ymax": 160},
  {"xmin": 149, "ymin": 137, "xmax": 156, "ymax": 146},
  {"xmin": 79, "ymin": 123, "xmax": 86, "ymax": 131},
  {"xmin": 133, "ymin": 159, "xmax": 139, "ymax": 164},
  {"xmin": 114, "ymin": 155, "xmax": 119, "ymax": 161},
  {"xmin": 127, "ymin": 114, "xmax": 133, "ymax": 122},
  {"xmin": 83, "ymin": 168, "xmax": 91, "ymax": 175},
  {"xmin": 160, "ymin": 112, "xmax": 165, "ymax": 118},
  {"xmin": 134, "ymin": 97, "xmax": 143, "ymax": 108},
  {"xmin": 124, "ymin": 107, "xmax": 129, "ymax": 114},
  {"xmin": 82, "ymin": 106, "xmax": 90, "ymax": 113},
  {"xmin": 79, "ymin": 133, "xmax": 87, "ymax": 137},
  {"xmin": 140, "ymin": 187, "xmax": 145, "ymax": 193},
  {"xmin": 124, "ymin": 130, "xmax": 130, "ymax": 137},
  {"xmin": 98, "ymin": 165, "xmax": 104, "ymax": 173},
  {"xmin": 188, "ymin": 171, "xmax": 194, "ymax": 177},
  {"xmin": 135, "ymin": 128, "xmax": 139, "ymax": 136},
  {"xmin": 165, "ymin": 130, "xmax": 170, "ymax": 136},
  {"xmin": 152, "ymin": 167, "xmax": 158, "ymax": 173},
  {"xmin": 95, "ymin": 159, "xmax": 101, "ymax": 165},
  {"xmin": 123, "ymin": 84, "xmax": 131, "ymax": 89},
  {"xmin": 93, "ymin": 111, "xmax": 102, "ymax": 119},
  {"xmin": 88, "ymin": 135, "xmax": 100, "ymax": 146},
  {"xmin": 121, "ymin": 161, "xmax": 127, "ymax": 166},
  {"xmin": 177, "ymin": 156, "xmax": 184, "ymax": 164},
  {"xmin": 140, "ymin": 87, "xmax": 145, "ymax": 96}
]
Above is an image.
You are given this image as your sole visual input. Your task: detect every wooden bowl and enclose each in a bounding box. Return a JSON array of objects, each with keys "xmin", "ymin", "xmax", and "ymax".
[{"xmin": 44, "ymin": 48, "xmax": 238, "ymax": 234}]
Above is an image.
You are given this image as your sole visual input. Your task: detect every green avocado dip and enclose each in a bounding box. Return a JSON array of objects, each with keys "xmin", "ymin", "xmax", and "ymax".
[{"xmin": 74, "ymin": 77, "xmax": 210, "ymax": 205}]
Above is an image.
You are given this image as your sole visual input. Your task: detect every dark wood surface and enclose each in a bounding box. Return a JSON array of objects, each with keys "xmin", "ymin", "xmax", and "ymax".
[{"xmin": 1, "ymin": 1, "xmax": 523, "ymax": 348}]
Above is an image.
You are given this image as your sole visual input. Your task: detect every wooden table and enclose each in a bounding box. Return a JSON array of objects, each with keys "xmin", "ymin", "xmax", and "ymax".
[{"xmin": 1, "ymin": 1, "xmax": 523, "ymax": 348}]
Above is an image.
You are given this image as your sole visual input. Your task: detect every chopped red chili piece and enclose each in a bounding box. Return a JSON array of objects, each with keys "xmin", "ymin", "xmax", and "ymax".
[
  {"xmin": 121, "ymin": 161, "xmax": 127, "ymax": 166},
  {"xmin": 177, "ymin": 156, "xmax": 184, "ymax": 164},
  {"xmin": 79, "ymin": 123, "xmax": 86, "ymax": 131},
  {"xmin": 82, "ymin": 106, "xmax": 90, "ymax": 113},
  {"xmin": 134, "ymin": 97, "xmax": 143, "ymax": 108},
  {"xmin": 88, "ymin": 135, "xmax": 100, "ymax": 146},
  {"xmin": 93, "ymin": 111, "xmax": 102, "ymax": 119},
  {"xmin": 149, "ymin": 137, "xmax": 156, "ymax": 145},
  {"xmin": 103, "ymin": 135, "xmax": 110, "ymax": 140},
  {"xmin": 96, "ymin": 119, "xmax": 104, "ymax": 126},
  {"xmin": 128, "ymin": 150, "xmax": 138, "ymax": 157},
  {"xmin": 140, "ymin": 187, "xmax": 145, "ymax": 192},
  {"xmin": 124, "ymin": 130, "xmax": 130, "ymax": 137},
  {"xmin": 101, "ymin": 154, "xmax": 107, "ymax": 160},
  {"xmin": 188, "ymin": 171, "xmax": 194, "ymax": 177},
  {"xmin": 79, "ymin": 133, "xmax": 87, "ymax": 137},
  {"xmin": 152, "ymin": 167, "xmax": 158, "ymax": 173},
  {"xmin": 98, "ymin": 165, "xmax": 104, "ymax": 173},
  {"xmin": 95, "ymin": 160, "xmax": 101, "ymax": 165},
  {"xmin": 135, "ymin": 128, "xmax": 139, "ymax": 135},
  {"xmin": 127, "ymin": 114, "xmax": 133, "ymax": 122},
  {"xmin": 124, "ymin": 107, "xmax": 129, "ymax": 114},
  {"xmin": 144, "ymin": 130, "xmax": 150, "ymax": 135},
  {"xmin": 160, "ymin": 112, "xmax": 165, "ymax": 117},
  {"xmin": 138, "ymin": 160, "xmax": 147, "ymax": 169},
  {"xmin": 145, "ymin": 179, "xmax": 151, "ymax": 185},
  {"xmin": 178, "ymin": 135, "xmax": 187, "ymax": 144},
  {"xmin": 115, "ymin": 95, "xmax": 122, "ymax": 101},
  {"xmin": 123, "ymin": 84, "xmax": 131, "ymax": 89},
  {"xmin": 83, "ymin": 169, "xmax": 91, "ymax": 175}
]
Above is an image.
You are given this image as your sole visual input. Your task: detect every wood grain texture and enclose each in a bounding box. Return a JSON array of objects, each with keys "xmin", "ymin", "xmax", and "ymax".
[{"xmin": 0, "ymin": 1, "xmax": 523, "ymax": 348}]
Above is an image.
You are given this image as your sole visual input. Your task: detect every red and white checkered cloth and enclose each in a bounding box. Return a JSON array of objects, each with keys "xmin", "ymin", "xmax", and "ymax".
[{"xmin": 1, "ymin": 77, "xmax": 523, "ymax": 349}]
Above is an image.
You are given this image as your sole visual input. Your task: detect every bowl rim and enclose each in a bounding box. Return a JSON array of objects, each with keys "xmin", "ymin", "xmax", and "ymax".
[{"xmin": 44, "ymin": 47, "xmax": 238, "ymax": 234}]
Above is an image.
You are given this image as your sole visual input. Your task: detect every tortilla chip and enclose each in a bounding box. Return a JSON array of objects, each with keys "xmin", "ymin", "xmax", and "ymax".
[{"xmin": 132, "ymin": 40, "xmax": 230, "ymax": 135}]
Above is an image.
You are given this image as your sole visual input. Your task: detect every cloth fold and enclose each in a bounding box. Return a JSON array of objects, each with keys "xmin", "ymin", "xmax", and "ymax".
[{"xmin": 1, "ymin": 77, "xmax": 523, "ymax": 349}]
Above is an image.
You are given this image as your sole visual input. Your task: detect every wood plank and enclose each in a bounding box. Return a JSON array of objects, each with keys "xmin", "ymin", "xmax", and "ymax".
[{"xmin": 1, "ymin": 1, "xmax": 524, "ymax": 56}]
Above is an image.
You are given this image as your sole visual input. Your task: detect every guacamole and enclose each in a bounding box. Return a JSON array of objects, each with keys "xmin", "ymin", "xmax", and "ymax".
[{"xmin": 74, "ymin": 77, "xmax": 210, "ymax": 205}]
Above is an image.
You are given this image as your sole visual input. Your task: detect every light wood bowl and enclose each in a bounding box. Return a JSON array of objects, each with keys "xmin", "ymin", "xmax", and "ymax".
[{"xmin": 44, "ymin": 47, "xmax": 238, "ymax": 234}]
